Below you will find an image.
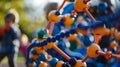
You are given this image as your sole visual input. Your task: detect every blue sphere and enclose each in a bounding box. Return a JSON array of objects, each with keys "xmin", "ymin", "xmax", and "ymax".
[
  {"xmin": 42, "ymin": 40, "xmax": 48, "ymax": 45},
  {"xmin": 31, "ymin": 48, "xmax": 37, "ymax": 55},
  {"xmin": 65, "ymin": 31, "xmax": 70, "ymax": 37},
  {"xmin": 51, "ymin": 37, "xmax": 56, "ymax": 42},
  {"xmin": 46, "ymin": 37, "xmax": 51, "ymax": 42},
  {"xmin": 28, "ymin": 58, "xmax": 34, "ymax": 63},
  {"xmin": 60, "ymin": 32, "xmax": 65, "ymax": 38},
  {"xmin": 54, "ymin": 34, "xmax": 61, "ymax": 40},
  {"xmin": 55, "ymin": 10, "xmax": 60, "ymax": 15},
  {"xmin": 69, "ymin": 57, "xmax": 77, "ymax": 66},
  {"xmin": 38, "ymin": 54, "xmax": 47, "ymax": 61},
  {"xmin": 35, "ymin": 59, "xmax": 42, "ymax": 65},
  {"xmin": 48, "ymin": 58, "xmax": 58, "ymax": 67}
]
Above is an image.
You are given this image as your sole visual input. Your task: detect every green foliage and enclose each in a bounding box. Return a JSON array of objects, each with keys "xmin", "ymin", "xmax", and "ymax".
[{"xmin": 0, "ymin": 0, "xmax": 46, "ymax": 41}]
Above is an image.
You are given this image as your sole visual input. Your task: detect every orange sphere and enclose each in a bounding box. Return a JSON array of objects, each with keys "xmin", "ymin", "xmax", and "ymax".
[
  {"xmin": 34, "ymin": 47, "xmax": 45, "ymax": 54},
  {"xmin": 74, "ymin": 0, "xmax": 89, "ymax": 12},
  {"xmin": 39, "ymin": 62, "xmax": 47, "ymax": 67},
  {"xmin": 74, "ymin": 60, "xmax": 87, "ymax": 67},
  {"xmin": 56, "ymin": 61, "xmax": 64, "ymax": 67},
  {"xmin": 47, "ymin": 55, "xmax": 52, "ymax": 59},
  {"xmin": 77, "ymin": 28, "xmax": 89, "ymax": 36},
  {"xmin": 103, "ymin": 28, "xmax": 110, "ymax": 36},
  {"xmin": 110, "ymin": 28, "xmax": 117, "ymax": 36},
  {"xmin": 110, "ymin": 41, "xmax": 118, "ymax": 48},
  {"xmin": 30, "ymin": 54, "xmax": 38, "ymax": 60},
  {"xmin": 87, "ymin": 43, "xmax": 101, "ymax": 58},
  {"xmin": 92, "ymin": 27, "xmax": 107, "ymax": 35},
  {"xmin": 115, "ymin": 32, "xmax": 120, "ymax": 41},
  {"xmin": 48, "ymin": 10, "xmax": 61, "ymax": 23},
  {"xmin": 104, "ymin": 51, "xmax": 112, "ymax": 60},
  {"xmin": 63, "ymin": 14, "xmax": 74, "ymax": 28},
  {"xmin": 68, "ymin": 34, "xmax": 77, "ymax": 41},
  {"xmin": 44, "ymin": 42, "xmax": 55, "ymax": 49}
]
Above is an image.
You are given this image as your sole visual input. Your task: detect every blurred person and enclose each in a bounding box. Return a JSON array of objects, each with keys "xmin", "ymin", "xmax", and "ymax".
[
  {"xmin": 20, "ymin": 34, "xmax": 29, "ymax": 58},
  {"xmin": 0, "ymin": 27, "xmax": 4, "ymax": 44},
  {"xmin": 0, "ymin": 13, "xmax": 21, "ymax": 67}
]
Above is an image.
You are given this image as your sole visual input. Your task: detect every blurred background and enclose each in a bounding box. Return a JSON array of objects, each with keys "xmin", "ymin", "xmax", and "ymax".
[
  {"xmin": 0, "ymin": 0, "xmax": 120, "ymax": 67},
  {"xmin": 0, "ymin": 0, "xmax": 120, "ymax": 41}
]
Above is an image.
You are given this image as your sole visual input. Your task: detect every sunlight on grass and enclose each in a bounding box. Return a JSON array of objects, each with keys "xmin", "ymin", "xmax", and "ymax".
[{"xmin": 1, "ymin": 52, "xmax": 25, "ymax": 63}]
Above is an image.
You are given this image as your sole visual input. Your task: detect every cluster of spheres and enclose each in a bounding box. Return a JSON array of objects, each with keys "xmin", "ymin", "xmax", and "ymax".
[{"xmin": 26, "ymin": 0, "xmax": 120, "ymax": 67}]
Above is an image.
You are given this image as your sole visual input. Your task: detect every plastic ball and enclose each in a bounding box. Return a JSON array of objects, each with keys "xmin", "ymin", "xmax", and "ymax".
[
  {"xmin": 97, "ymin": 2, "xmax": 108, "ymax": 12},
  {"xmin": 41, "ymin": 40, "xmax": 48, "ymax": 46},
  {"xmin": 91, "ymin": 21, "xmax": 108, "ymax": 35},
  {"xmin": 48, "ymin": 10, "xmax": 61, "ymax": 22},
  {"xmin": 60, "ymin": 32, "xmax": 65, "ymax": 38},
  {"xmin": 70, "ymin": 29, "xmax": 76, "ymax": 34},
  {"xmin": 38, "ymin": 54, "xmax": 47, "ymax": 61},
  {"xmin": 56, "ymin": 61, "xmax": 64, "ymax": 67},
  {"xmin": 82, "ymin": 34, "xmax": 94, "ymax": 46},
  {"xmin": 110, "ymin": 41, "xmax": 118, "ymax": 48},
  {"xmin": 27, "ymin": 58, "xmax": 34, "ymax": 66},
  {"xmin": 34, "ymin": 47, "xmax": 45, "ymax": 54},
  {"xmin": 104, "ymin": 51, "xmax": 112, "ymax": 60},
  {"xmin": 63, "ymin": 14, "xmax": 74, "ymax": 28},
  {"xmin": 92, "ymin": 27, "xmax": 107, "ymax": 35},
  {"xmin": 30, "ymin": 54, "xmax": 39, "ymax": 60},
  {"xmin": 44, "ymin": 42, "xmax": 55, "ymax": 49},
  {"xmin": 47, "ymin": 55, "xmax": 52, "ymax": 59},
  {"xmin": 69, "ymin": 57, "xmax": 77, "ymax": 66},
  {"xmin": 31, "ymin": 48, "xmax": 37, "ymax": 55},
  {"xmin": 48, "ymin": 58, "xmax": 59, "ymax": 67},
  {"xmin": 104, "ymin": 28, "xmax": 110, "ymax": 36},
  {"xmin": 55, "ymin": 10, "xmax": 60, "ymax": 15},
  {"xmin": 77, "ymin": 29, "xmax": 89, "ymax": 36},
  {"xmin": 74, "ymin": 0, "xmax": 89, "ymax": 12},
  {"xmin": 91, "ymin": 21, "xmax": 104, "ymax": 29},
  {"xmin": 54, "ymin": 34, "xmax": 61, "ymax": 40},
  {"xmin": 65, "ymin": 31, "xmax": 70, "ymax": 37},
  {"xmin": 74, "ymin": 60, "xmax": 87, "ymax": 67},
  {"xmin": 37, "ymin": 28, "xmax": 47, "ymax": 39},
  {"xmin": 115, "ymin": 32, "xmax": 120, "ymax": 41},
  {"xmin": 28, "ymin": 58, "xmax": 34, "ymax": 63},
  {"xmin": 39, "ymin": 62, "xmax": 47, "ymax": 67},
  {"xmin": 62, "ymin": 62, "xmax": 71, "ymax": 67},
  {"xmin": 87, "ymin": 43, "xmax": 101, "ymax": 58},
  {"xmin": 50, "ymin": 37, "xmax": 56, "ymax": 42},
  {"xmin": 46, "ymin": 37, "xmax": 51, "ymax": 42},
  {"xmin": 62, "ymin": 2, "xmax": 74, "ymax": 15},
  {"xmin": 36, "ymin": 60, "xmax": 42, "ymax": 65},
  {"xmin": 110, "ymin": 28, "xmax": 117, "ymax": 36},
  {"xmin": 77, "ymin": 22, "xmax": 89, "ymax": 30},
  {"xmin": 68, "ymin": 34, "xmax": 77, "ymax": 41}
]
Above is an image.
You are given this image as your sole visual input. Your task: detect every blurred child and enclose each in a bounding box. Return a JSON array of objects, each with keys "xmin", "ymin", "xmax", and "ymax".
[{"xmin": 0, "ymin": 13, "xmax": 21, "ymax": 67}]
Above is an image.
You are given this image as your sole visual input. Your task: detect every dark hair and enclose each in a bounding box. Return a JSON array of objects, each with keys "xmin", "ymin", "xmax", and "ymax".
[{"xmin": 4, "ymin": 13, "xmax": 15, "ymax": 22}]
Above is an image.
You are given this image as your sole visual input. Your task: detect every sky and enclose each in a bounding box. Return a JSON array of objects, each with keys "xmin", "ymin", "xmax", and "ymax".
[{"xmin": 24, "ymin": 0, "xmax": 64, "ymax": 22}]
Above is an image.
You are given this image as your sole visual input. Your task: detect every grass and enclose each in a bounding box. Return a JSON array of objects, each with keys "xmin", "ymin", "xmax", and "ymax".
[{"xmin": 1, "ymin": 52, "xmax": 25, "ymax": 63}]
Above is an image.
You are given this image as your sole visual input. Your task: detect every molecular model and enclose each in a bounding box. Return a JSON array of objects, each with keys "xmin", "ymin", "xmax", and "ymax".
[{"xmin": 26, "ymin": 0, "xmax": 120, "ymax": 67}]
